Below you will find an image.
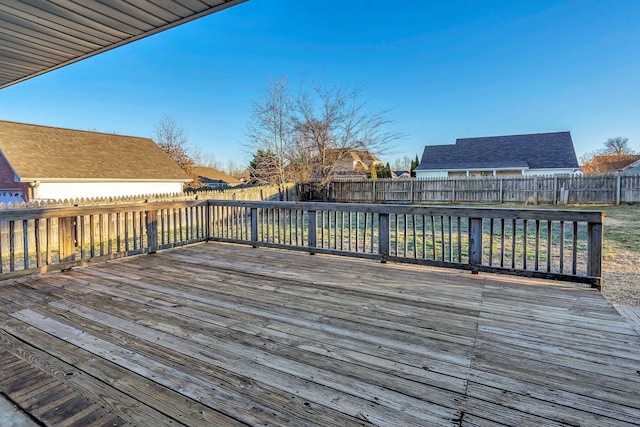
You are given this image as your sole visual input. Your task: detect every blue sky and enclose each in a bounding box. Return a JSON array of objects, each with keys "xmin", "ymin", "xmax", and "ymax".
[{"xmin": 1, "ymin": 0, "xmax": 639, "ymax": 166}]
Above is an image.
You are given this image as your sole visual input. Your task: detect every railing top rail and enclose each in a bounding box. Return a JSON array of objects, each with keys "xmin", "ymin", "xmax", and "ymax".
[
  {"xmin": 206, "ymin": 200, "xmax": 604, "ymax": 223},
  {"xmin": 0, "ymin": 199, "xmax": 209, "ymax": 221}
]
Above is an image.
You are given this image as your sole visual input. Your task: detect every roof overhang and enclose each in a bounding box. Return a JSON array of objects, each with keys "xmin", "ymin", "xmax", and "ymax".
[{"xmin": 0, "ymin": 0, "xmax": 247, "ymax": 89}]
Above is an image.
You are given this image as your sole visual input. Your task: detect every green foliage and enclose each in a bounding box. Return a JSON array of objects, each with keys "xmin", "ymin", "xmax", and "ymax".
[
  {"xmin": 367, "ymin": 163, "xmax": 392, "ymax": 179},
  {"xmin": 410, "ymin": 155, "xmax": 420, "ymax": 177},
  {"xmin": 249, "ymin": 149, "xmax": 278, "ymax": 184}
]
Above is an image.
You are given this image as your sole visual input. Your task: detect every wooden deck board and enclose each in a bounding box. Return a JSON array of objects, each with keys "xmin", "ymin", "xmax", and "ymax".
[{"xmin": 0, "ymin": 242, "xmax": 639, "ymax": 426}]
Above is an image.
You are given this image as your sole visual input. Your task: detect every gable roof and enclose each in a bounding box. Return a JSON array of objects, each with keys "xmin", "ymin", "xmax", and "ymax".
[
  {"xmin": 416, "ymin": 132, "xmax": 579, "ymax": 171},
  {"xmin": 0, "ymin": 120, "xmax": 190, "ymax": 182},
  {"xmin": 323, "ymin": 148, "xmax": 382, "ymax": 172},
  {"xmin": 193, "ymin": 166, "xmax": 241, "ymax": 186}
]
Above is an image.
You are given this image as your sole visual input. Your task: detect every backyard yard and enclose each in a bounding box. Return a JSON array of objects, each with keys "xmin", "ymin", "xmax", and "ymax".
[
  {"xmin": 499, "ymin": 203, "xmax": 640, "ymax": 308},
  {"xmin": 597, "ymin": 205, "xmax": 640, "ymax": 308}
]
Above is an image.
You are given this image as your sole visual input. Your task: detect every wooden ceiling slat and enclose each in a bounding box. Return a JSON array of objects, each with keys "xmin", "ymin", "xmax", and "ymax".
[
  {"xmin": 30, "ymin": 0, "xmax": 132, "ymax": 39},
  {"xmin": 0, "ymin": 22, "xmax": 86, "ymax": 56},
  {"xmin": 62, "ymin": 0, "xmax": 155, "ymax": 33},
  {"xmin": 115, "ymin": 0, "xmax": 178, "ymax": 26},
  {"xmin": 0, "ymin": 51, "xmax": 59, "ymax": 69},
  {"xmin": 1, "ymin": 0, "xmax": 118, "ymax": 45},
  {"xmin": 47, "ymin": 0, "xmax": 144, "ymax": 35},
  {"xmin": 147, "ymin": 0, "xmax": 195, "ymax": 16},
  {"xmin": 0, "ymin": 0, "xmax": 247, "ymax": 89},
  {"xmin": 0, "ymin": 11, "xmax": 103, "ymax": 51},
  {"xmin": 0, "ymin": 35, "xmax": 67, "ymax": 63}
]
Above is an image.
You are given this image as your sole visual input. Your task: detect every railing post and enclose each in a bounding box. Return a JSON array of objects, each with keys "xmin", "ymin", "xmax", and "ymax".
[
  {"xmin": 58, "ymin": 217, "xmax": 76, "ymax": 263},
  {"xmin": 587, "ymin": 217, "xmax": 603, "ymax": 290},
  {"xmin": 378, "ymin": 213, "xmax": 389, "ymax": 263},
  {"xmin": 308, "ymin": 210, "xmax": 317, "ymax": 254},
  {"xmin": 250, "ymin": 207, "xmax": 258, "ymax": 248},
  {"xmin": 146, "ymin": 210, "xmax": 158, "ymax": 254},
  {"xmin": 469, "ymin": 217, "xmax": 483, "ymax": 273}
]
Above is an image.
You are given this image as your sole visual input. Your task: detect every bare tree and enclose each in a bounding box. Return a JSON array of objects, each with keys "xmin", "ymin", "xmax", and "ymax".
[
  {"xmin": 192, "ymin": 150, "xmax": 223, "ymax": 169},
  {"xmin": 246, "ymin": 78, "xmax": 402, "ymax": 195},
  {"xmin": 152, "ymin": 116, "xmax": 197, "ymax": 182},
  {"xmin": 294, "ymin": 81, "xmax": 401, "ymax": 189},
  {"xmin": 604, "ymin": 136, "xmax": 632, "ymax": 155},
  {"xmin": 245, "ymin": 77, "xmax": 294, "ymax": 199}
]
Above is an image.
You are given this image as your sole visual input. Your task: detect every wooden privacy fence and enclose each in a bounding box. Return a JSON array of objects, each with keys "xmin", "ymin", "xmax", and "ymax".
[
  {"xmin": 0, "ymin": 200, "xmax": 604, "ymax": 289},
  {"xmin": 298, "ymin": 174, "xmax": 640, "ymax": 205}
]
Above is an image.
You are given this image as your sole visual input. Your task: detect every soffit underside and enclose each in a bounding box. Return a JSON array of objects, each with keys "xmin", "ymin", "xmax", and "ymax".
[{"xmin": 0, "ymin": 0, "xmax": 246, "ymax": 89}]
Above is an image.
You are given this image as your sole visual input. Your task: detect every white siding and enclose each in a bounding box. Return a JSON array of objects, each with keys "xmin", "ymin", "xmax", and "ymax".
[
  {"xmin": 415, "ymin": 170, "xmax": 448, "ymax": 178},
  {"xmin": 522, "ymin": 169, "xmax": 577, "ymax": 176},
  {"xmin": 34, "ymin": 181, "xmax": 184, "ymax": 201},
  {"xmin": 417, "ymin": 168, "xmax": 578, "ymax": 179}
]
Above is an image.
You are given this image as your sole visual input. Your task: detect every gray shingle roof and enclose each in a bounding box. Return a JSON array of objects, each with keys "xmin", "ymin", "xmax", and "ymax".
[{"xmin": 415, "ymin": 132, "xmax": 579, "ymax": 171}]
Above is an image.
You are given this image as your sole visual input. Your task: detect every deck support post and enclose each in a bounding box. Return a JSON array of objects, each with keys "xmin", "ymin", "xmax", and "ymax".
[
  {"xmin": 378, "ymin": 213, "xmax": 390, "ymax": 263},
  {"xmin": 587, "ymin": 217, "xmax": 604, "ymax": 290},
  {"xmin": 58, "ymin": 217, "xmax": 76, "ymax": 264},
  {"xmin": 469, "ymin": 217, "xmax": 482, "ymax": 273},
  {"xmin": 146, "ymin": 210, "xmax": 158, "ymax": 254},
  {"xmin": 308, "ymin": 210, "xmax": 317, "ymax": 255}
]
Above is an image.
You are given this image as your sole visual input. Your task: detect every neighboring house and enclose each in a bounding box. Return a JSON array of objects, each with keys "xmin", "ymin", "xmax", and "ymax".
[
  {"xmin": 622, "ymin": 158, "xmax": 640, "ymax": 174},
  {"xmin": 583, "ymin": 154, "xmax": 640, "ymax": 174},
  {"xmin": 393, "ymin": 170, "xmax": 412, "ymax": 179},
  {"xmin": 0, "ymin": 120, "xmax": 191, "ymax": 203},
  {"xmin": 314, "ymin": 148, "xmax": 383, "ymax": 180},
  {"xmin": 193, "ymin": 166, "xmax": 242, "ymax": 189},
  {"xmin": 415, "ymin": 132, "xmax": 580, "ymax": 178}
]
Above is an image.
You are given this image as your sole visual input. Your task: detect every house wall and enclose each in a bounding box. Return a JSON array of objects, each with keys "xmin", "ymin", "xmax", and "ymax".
[
  {"xmin": 417, "ymin": 168, "xmax": 578, "ymax": 179},
  {"xmin": 0, "ymin": 153, "xmax": 28, "ymax": 203},
  {"xmin": 415, "ymin": 170, "xmax": 447, "ymax": 178},
  {"xmin": 34, "ymin": 181, "xmax": 185, "ymax": 201},
  {"xmin": 522, "ymin": 168, "xmax": 577, "ymax": 176}
]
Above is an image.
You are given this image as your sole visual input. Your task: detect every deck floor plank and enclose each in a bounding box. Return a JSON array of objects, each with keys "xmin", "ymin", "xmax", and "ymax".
[{"xmin": 0, "ymin": 242, "xmax": 639, "ymax": 426}]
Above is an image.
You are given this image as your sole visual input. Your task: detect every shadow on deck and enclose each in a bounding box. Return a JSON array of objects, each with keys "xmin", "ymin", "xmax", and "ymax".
[{"xmin": 0, "ymin": 242, "xmax": 638, "ymax": 426}]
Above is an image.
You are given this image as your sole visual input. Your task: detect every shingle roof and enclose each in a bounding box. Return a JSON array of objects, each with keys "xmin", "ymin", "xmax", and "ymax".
[
  {"xmin": 0, "ymin": 120, "xmax": 190, "ymax": 182},
  {"xmin": 193, "ymin": 166, "xmax": 241, "ymax": 185},
  {"xmin": 415, "ymin": 132, "xmax": 579, "ymax": 171}
]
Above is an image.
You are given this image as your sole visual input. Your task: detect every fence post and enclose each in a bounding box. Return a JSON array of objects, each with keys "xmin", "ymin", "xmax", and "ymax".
[
  {"xmin": 250, "ymin": 207, "xmax": 258, "ymax": 247},
  {"xmin": 553, "ymin": 176, "xmax": 558, "ymax": 205},
  {"xmin": 146, "ymin": 210, "xmax": 158, "ymax": 254},
  {"xmin": 58, "ymin": 217, "xmax": 76, "ymax": 263},
  {"xmin": 499, "ymin": 179, "xmax": 503, "ymax": 204},
  {"xmin": 451, "ymin": 179, "xmax": 456, "ymax": 202},
  {"xmin": 533, "ymin": 176, "xmax": 539, "ymax": 205},
  {"xmin": 308, "ymin": 210, "xmax": 317, "ymax": 254},
  {"xmin": 378, "ymin": 213, "xmax": 389, "ymax": 263},
  {"xmin": 410, "ymin": 179, "xmax": 414, "ymax": 204},
  {"xmin": 616, "ymin": 175, "xmax": 621, "ymax": 206},
  {"xmin": 587, "ymin": 217, "xmax": 603, "ymax": 290},
  {"xmin": 468, "ymin": 217, "xmax": 482, "ymax": 273},
  {"xmin": 372, "ymin": 181, "xmax": 377, "ymax": 203}
]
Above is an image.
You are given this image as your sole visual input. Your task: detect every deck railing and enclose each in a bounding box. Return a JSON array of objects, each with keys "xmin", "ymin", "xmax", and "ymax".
[
  {"xmin": 0, "ymin": 200, "xmax": 603, "ymax": 289},
  {"xmin": 208, "ymin": 201, "xmax": 603, "ymax": 289},
  {"xmin": 0, "ymin": 200, "xmax": 209, "ymax": 279}
]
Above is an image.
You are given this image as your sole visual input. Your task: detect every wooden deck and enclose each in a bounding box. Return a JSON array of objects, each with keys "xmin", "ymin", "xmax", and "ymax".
[{"xmin": 0, "ymin": 243, "xmax": 638, "ymax": 426}]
